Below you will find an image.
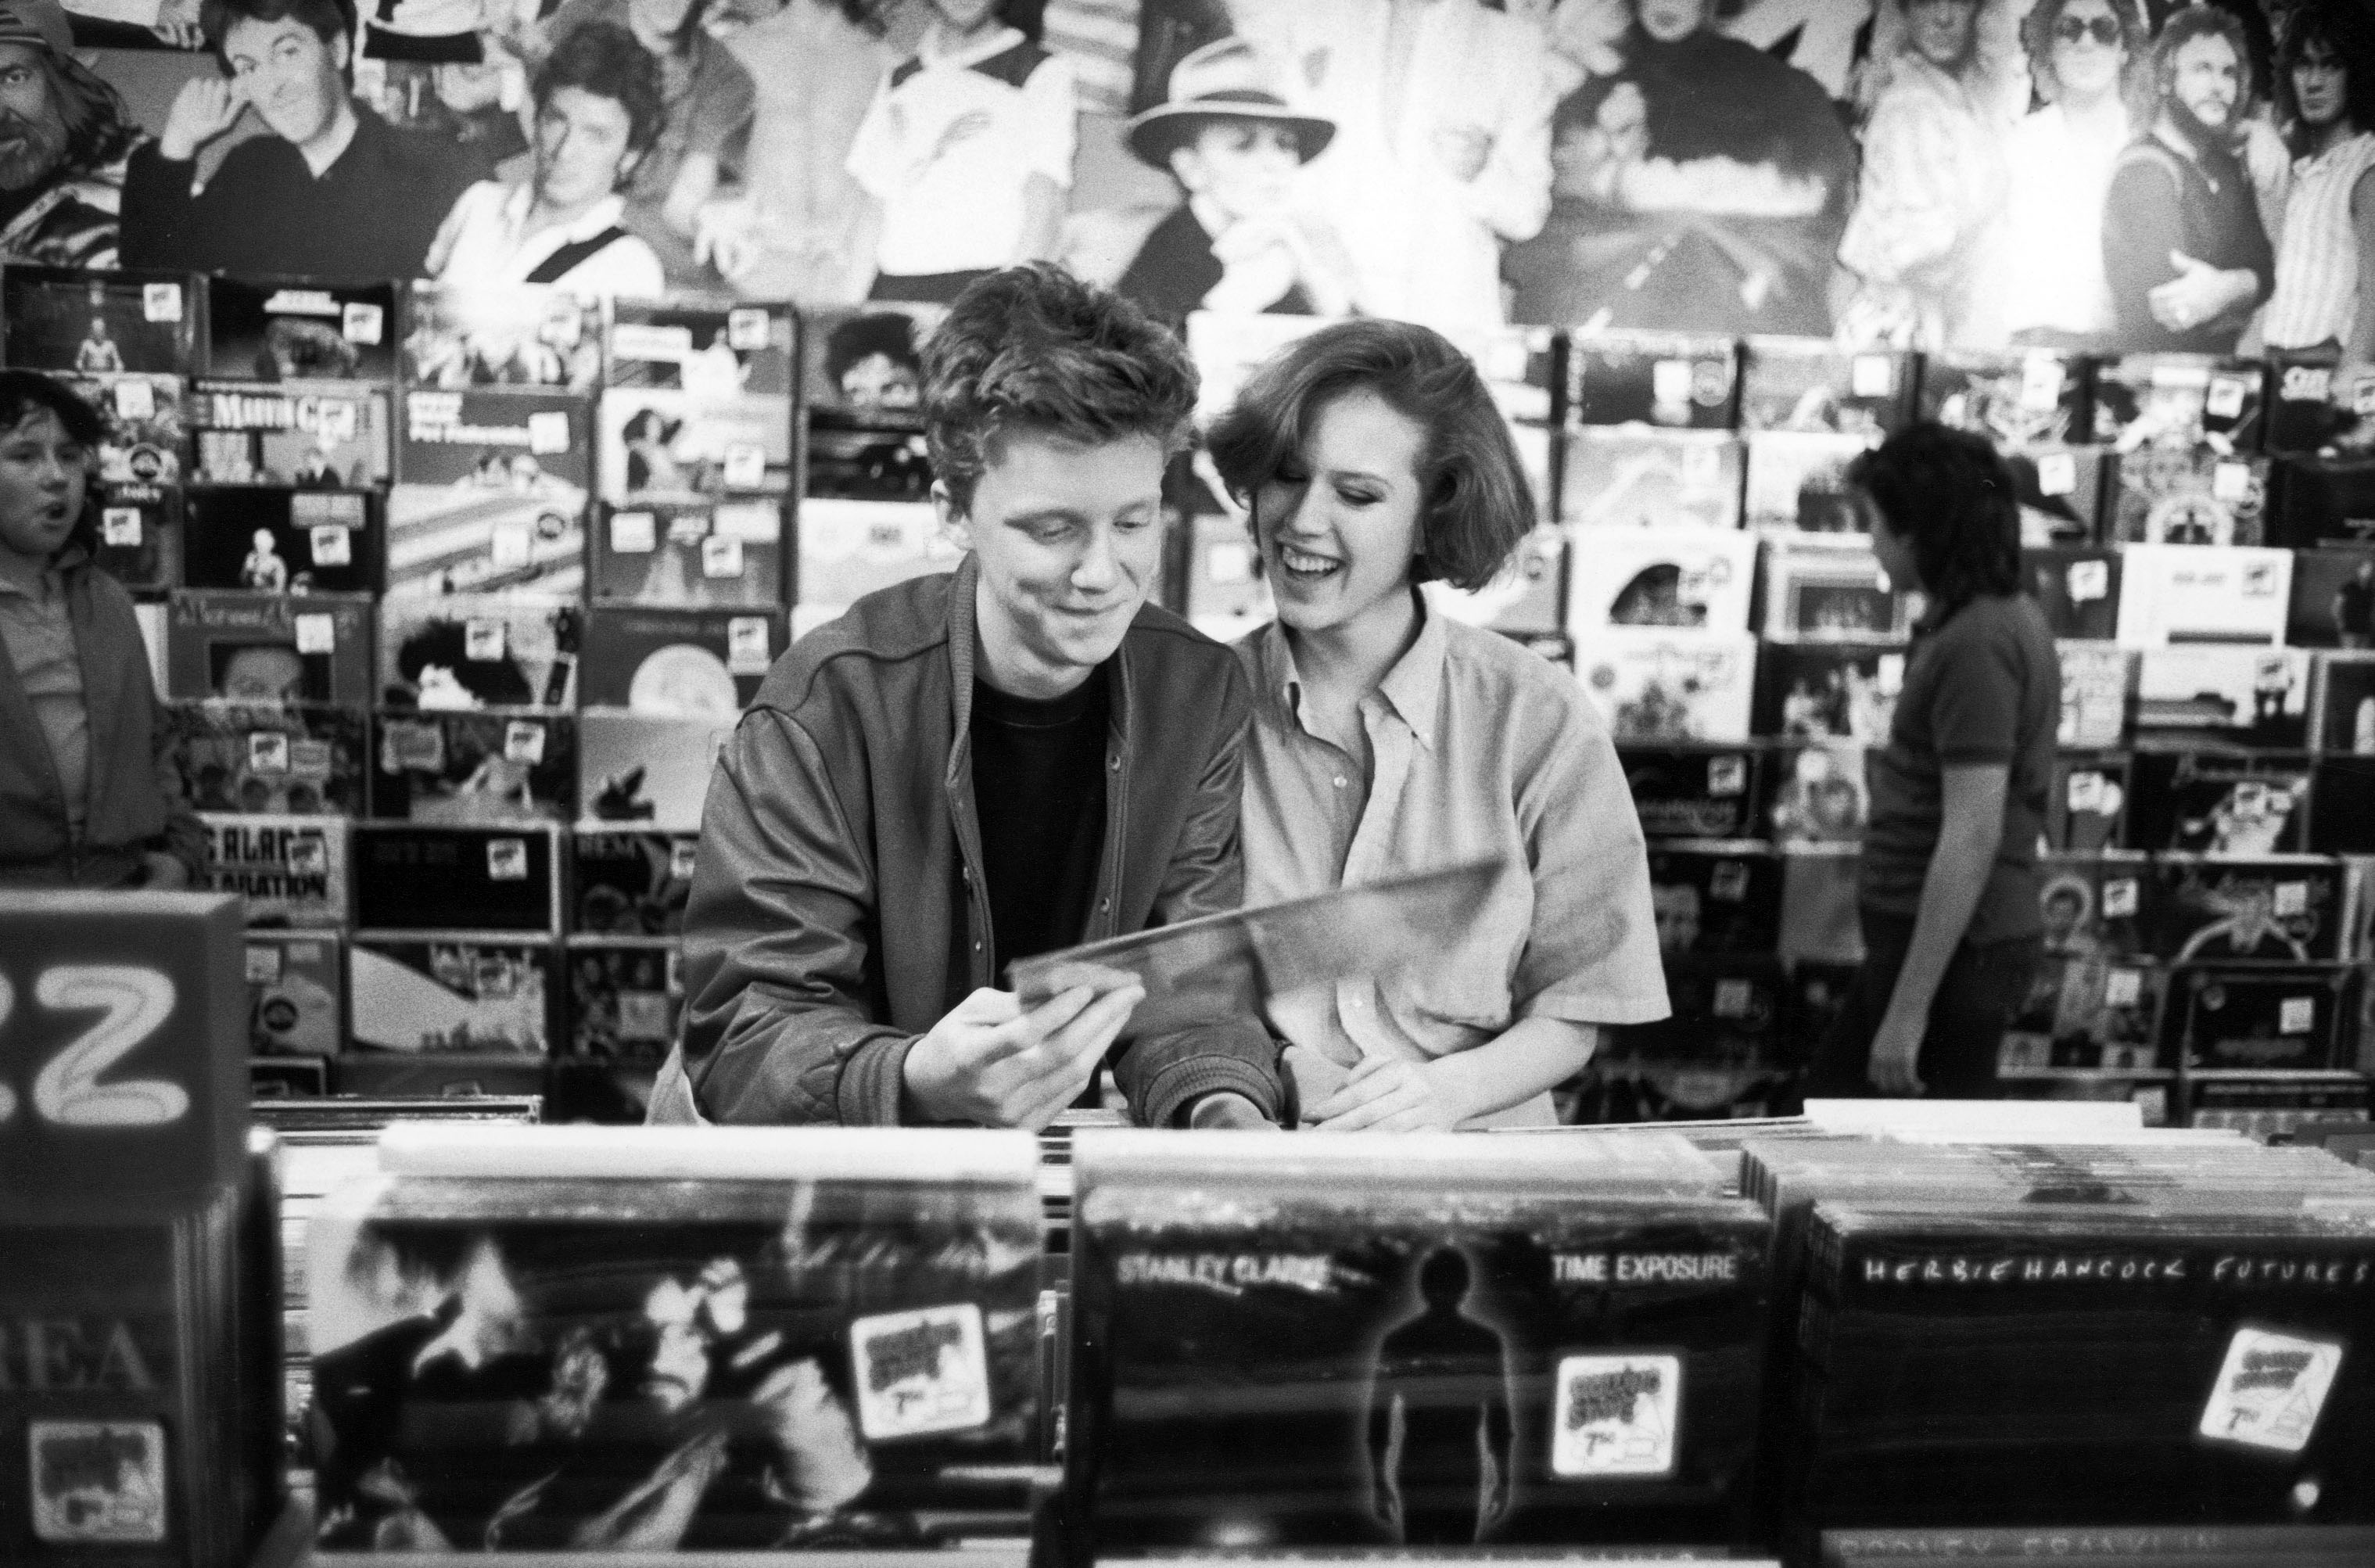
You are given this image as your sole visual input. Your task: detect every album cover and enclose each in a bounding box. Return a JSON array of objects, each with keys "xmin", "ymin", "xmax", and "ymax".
[
  {"xmin": 1561, "ymin": 331, "xmax": 1739, "ymax": 428},
  {"xmin": 183, "ymin": 486, "xmax": 382, "ymax": 595},
  {"xmin": 1914, "ymin": 349, "xmax": 2090, "ymax": 448},
  {"xmin": 1737, "ymin": 339, "xmax": 1914, "ymax": 434},
  {"xmin": 399, "ymin": 281, "xmax": 605, "ymax": 391},
  {"xmin": 2108, "ymin": 447, "xmax": 2270, "ymax": 547},
  {"xmin": 570, "ymin": 829, "xmax": 700, "ymax": 936},
  {"xmin": 1776, "ymin": 843, "xmax": 1863, "ymax": 967},
  {"xmin": 565, "ymin": 937, "xmax": 683, "ymax": 1067},
  {"xmin": 2005, "ymin": 444, "xmax": 2109, "ymax": 545},
  {"xmin": 1566, "ymin": 526, "xmax": 1753, "ymax": 636},
  {"xmin": 1616, "ymin": 955, "xmax": 1788, "ymax": 1068},
  {"xmin": 1069, "ymin": 1135, "xmax": 1770, "ymax": 1554},
  {"xmin": 803, "ymin": 302, "xmax": 943, "ymax": 413},
  {"xmin": 594, "ymin": 499, "xmax": 787, "ymax": 608},
  {"xmin": 1422, "ymin": 526, "xmax": 1565, "ymax": 636},
  {"xmin": 1999, "ymin": 952, "xmax": 2164, "ymax": 1075},
  {"xmin": 2261, "ymin": 345, "xmax": 2370, "ymax": 455},
  {"xmin": 1754, "ymin": 643, "xmax": 1901, "ymax": 745},
  {"xmin": 59, "ymin": 371, "xmax": 185, "ymax": 484},
  {"xmin": 196, "ymin": 811, "xmax": 350, "ymax": 928},
  {"xmin": 2089, "ymin": 353, "xmax": 2266, "ymax": 451},
  {"xmin": 166, "ymin": 589, "xmax": 375, "ymax": 705},
  {"xmin": 598, "ymin": 388, "xmax": 795, "ymax": 503},
  {"xmin": 1571, "ymin": 630, "xmax": 1757, "ymax": 742},
  {"xmin": 376, "ymin": 592, "xmax": 580, "ymax": 712},
  {"xmin": 2125, "ymin": 749, "xmax": 2313, "ymax": 856},
  {"xmin": 168, "ymin": 698, "xmax": 368, "ymax": 816},
  {"xmin": 1742, "ymin": 430, "xmax": 1880, "ymax": 533},
  {"xmin": 2113, "ymin": 544, "xmax": 2293, "ymax": 647},
  {"xmin": 577, "ymin": 710, "xmax": 737, "ymax": 831},
  {"xmin": 2, "ymin": 264, "xmax": 198, "ymax": 372},
  {"xmin": 380, "ymin": 392, "xmax": 592, "ymax": 597},
  {"xmin": 330, "ymin": 1053, "xmax": 550, "ymax": 1099},
  {"xmin": 1618, "ymin": 746, "xmax": 1763, "ymax": 840},
  {"xmin": 310, "ymin": 1143, "xmax": 1043, "ymax": 1552},
  {"xmin": 1180, "ymin": 509, "xmax": 1273, "ymax": 644},
  {"xmin": 346, "ymin": 935, "xmax": 558, "ymax": 1055},
  {"xmin": 1645, "ymin": 842, "xmax": 1781, "ymax": 960},
  {"xmin": 2309, "ymin": 755, "xmax": 2375, "ymax": 854},
  {"xmin": 795, "ymin": 497, "xmax": 964, "ymax": 618},
  {"xmin": 805, "ymin": 418, "xmax": 935, "ymax": 503},
  {"xmin": 2289, "ymin": 550, "xmax": 2375, "ymax": 649},
  {"xmin": 1760, "ymin": 540, "xmax": 1913, "ymax": 643},
  {"xmin": 2057, "ymin": 641, "xmax": 2132, "ymax": 750},
  {"xmin": 608, "ymin": 297, "xmax": 797, "ymax": 398},
  {"xmin": 1764, "ymin": 742, "xmax": 1871, "ymax": 845},
  {"xmin": 2024, "ymin": 547, "xmax": 2122, "ymax": 640},
  {"xmin": 90, "ymin": 482, "xmax": 181, "ymax": 594},
  {"xmin": 350, "ymin": 822, "xmax": 564, "ymax": 934},
  {"xmin": 2046, "ymin": 752, "xmax": 2131, "ymax": 852},
  {"xmin": 2165, "ymin": 963, "xmax": 2359, "ymax": 1072},
  {"xmin": 2272, "ymin": 450, "xmax": 2375, "ymax": 547},
  {"xmin": 1184, "ymin": 310, "xmax": 1332, "ymax": 426},
  {"xmin": 202, "ymin": 275, "xmax": 397, "ymax": 382},
  {"xmin": 244, "ymin": 929, "xmax": 344, "ymax": 1057},
  {"xmin": 580, "ymin": 605, "xmax": 783, "ymax": 714},
  {"xmin": 188, "ymin": 379, "xmax": 393, "ymax": 487},
  {"xmin": 1559, "ymin": 427, "xmax": 1745, "ymax": 532},
  {"xmin": 371, "ymin": 709, "xmax": 577, "ymax": 824},
  {"xmin": 2145, "ymin": 855, "xmax": 2346, "ymax": 963},
  {"xmin": 2132, "ymin": 645, "xmax": 2312, "ymax": 746}
]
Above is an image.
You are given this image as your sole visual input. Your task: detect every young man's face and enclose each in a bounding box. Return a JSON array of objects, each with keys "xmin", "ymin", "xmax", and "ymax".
[
  {"xmin": 2293, "ymin": 38, "xmax": 2350, "ymax": 130},
  {"xmin": 1635, "ymin": 0, "xmax": 1710, "ymax": 45},
  {"xmin": 1907, "ymin": 0, "xmax": 1979, "ymax": 72},
  {"xmin": 0, "ymin": 45, "xmax": 68, "ymax": 196},
  {"xmin": 535, "ymin": 85, "xmax": 639, "ymax": 210},
  {"xmin": 223, "ymin": 15, "xmax": 347, "ymax": 147},
  {"xmin": 942, "ymin": 431, "xmax": 1167, "ymax": 698},
  {"xmin": 0, "ymin": 407, "xmax": 84, "ymax": 569},
  {"xmin": 1171, "ymin": 120, "xmax": 1301, "ymax": 224},
  {"xmin": 839, "ymin": 351, "xmax": 920, "ymax": 410},
  {"xmin": 2170, "ymin": 33, "xmax": 2243, "ymax": 133}
]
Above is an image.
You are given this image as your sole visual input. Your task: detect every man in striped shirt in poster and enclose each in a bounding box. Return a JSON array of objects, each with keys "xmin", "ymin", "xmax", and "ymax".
[{"xmin": 2262, "ymin": 0, "xmax": 2375, "ymax": 363}]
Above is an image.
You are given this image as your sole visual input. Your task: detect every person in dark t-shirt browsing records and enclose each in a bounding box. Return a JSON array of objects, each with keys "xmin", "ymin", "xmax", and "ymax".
[
  {"xmin": 1806, "ymin": 425, "xmax": 2061, "ymax": 1099},
  {"xmin": 648, "ymin": 265, "xmax": 1284, "ymax": 1132}
]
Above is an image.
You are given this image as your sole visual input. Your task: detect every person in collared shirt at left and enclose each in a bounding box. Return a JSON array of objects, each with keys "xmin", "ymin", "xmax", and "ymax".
[
  {"xmin": 1209, "ymin": 320, "xmax": 1668, "ymax": 1131},
  {"xmin": 0, "ymin": 371, "xmax": 202, "ymax": 891},
  {"xmin": 425, "ymin": 22, "xmax": 668, "ymax": 298}
]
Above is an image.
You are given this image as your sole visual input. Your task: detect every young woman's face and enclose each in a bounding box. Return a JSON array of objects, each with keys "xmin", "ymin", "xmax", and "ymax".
[
  {"xmin": 1254, "ymin": 387, "xmax": 1430, "ymax": 637},
  {"xmin": 0, "ymin": 407, "xmax": 85, "ymax": 567}
]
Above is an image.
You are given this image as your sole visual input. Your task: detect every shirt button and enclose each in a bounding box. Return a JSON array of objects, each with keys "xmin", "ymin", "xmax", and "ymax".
[
  {"xmin": 971, "ymin": 940, "xmax": 982, "ymax": 953},
  {"xmin": 1108, "ymin": 755, "xmax": 1121, "ymax": 770},
  {"xmin": 1100, "ymin": 899, "xmax": 1110, "ymax": 913},
  {"xmin": 1332, "ymin": 776, "xmax": 1347, "ymax": 788}
]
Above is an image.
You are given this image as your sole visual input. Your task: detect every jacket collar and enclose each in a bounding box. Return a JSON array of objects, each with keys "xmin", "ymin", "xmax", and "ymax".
[{"xmin": 943, "ymin": 553, "xmax": 1135, "ymax": 789}]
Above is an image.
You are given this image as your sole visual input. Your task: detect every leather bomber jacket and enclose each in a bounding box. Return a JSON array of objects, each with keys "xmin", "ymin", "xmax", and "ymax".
[{"xmin": 648, "ymin": 556, "xmax": 1286, "ymax": 1128}]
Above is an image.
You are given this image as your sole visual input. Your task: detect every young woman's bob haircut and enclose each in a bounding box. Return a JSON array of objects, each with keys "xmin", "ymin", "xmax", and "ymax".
[{"xmin": 1206, "ymin": 318, "xmax": 1534, "ymax": 592}]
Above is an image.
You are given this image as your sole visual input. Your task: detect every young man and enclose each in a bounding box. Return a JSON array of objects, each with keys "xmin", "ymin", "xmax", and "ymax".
[
  {"xmin": 118, "ymin": 0, "xmax": 486, "ymax": 277},
  {"xmin": 2101, "ymin": 6, "xmax": 2274, "ymax": 353},
  {"xmin": 2262, "ymin": 0, "xmax": 2375, "ymax": 358},
  {"xmin": 424, "ymin": 21, "xmax": 668, "ymax": 296},
  {"xmin": 650, "ymin": 266, "xmax": 1283, "ymax": 1131}
]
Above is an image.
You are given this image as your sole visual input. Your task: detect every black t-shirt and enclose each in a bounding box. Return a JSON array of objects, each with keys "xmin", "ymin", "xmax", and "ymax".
[{"xmin": 970, "ymin": 666, "xmax": 1110, "ymax": 978}]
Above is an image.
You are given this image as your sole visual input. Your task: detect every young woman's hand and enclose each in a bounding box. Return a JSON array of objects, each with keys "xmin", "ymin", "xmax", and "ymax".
[{"xmin": 1309, "ymin": 1056, "xmax": 1465, "ymax": 1132}]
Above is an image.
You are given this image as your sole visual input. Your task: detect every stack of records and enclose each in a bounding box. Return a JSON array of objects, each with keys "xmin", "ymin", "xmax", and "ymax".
[{"xmin": 1066, "ymin": 1130, "xmax": 1771, "ymax": 1559}]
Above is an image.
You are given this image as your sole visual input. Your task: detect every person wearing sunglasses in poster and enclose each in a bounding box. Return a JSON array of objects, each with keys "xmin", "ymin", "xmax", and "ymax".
[{"xmin": 1997, "ymin": 0, "xmax": 2143, "ymax": 348}]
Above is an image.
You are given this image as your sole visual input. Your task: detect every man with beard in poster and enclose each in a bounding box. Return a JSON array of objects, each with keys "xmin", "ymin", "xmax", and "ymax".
[
  {"xmin": 119, "ymin": 0, "xmax": 486, "ymax": 277},
  {"xmin": 0, "ymin": 0, "xmax": 146, "ymax": 268},
  {"xmin": 2101, "ymin": 5, "xmax": 2274, "ymax": 354}
]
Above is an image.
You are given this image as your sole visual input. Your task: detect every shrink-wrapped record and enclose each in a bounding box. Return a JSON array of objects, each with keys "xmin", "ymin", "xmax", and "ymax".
[
  {"xmin": 598, "ymin": 389, "xmax": 795, "ymax": 503},
  {"xmin": 376, "ymin": 592, "xmax": 579, "ymax": 712},
  {"xmin": 1618, "ymin": 745, "xmax": 1763, "ymax": 840},
  {"xmin": 346, "ymin": 934, "xmax": 558, "ymax": 1055},
  {"xmin": 2262, "ymin": 344, "xmax": 2373, "ymax": 455},
  {"xmin": 2090, "ymin": 353, "xmax": 2267, "ymax": 451},
  {"xmin": 1567, "ymin": 526, "xmax": 1753, "ymax": 635},
  {"xmin": 351, "ymin": 823, "xmax": 562, "ymax": 934},
  {"xmin": 1764, "ymin": 742, "xmax": 1870, "ymax": 845},
  {"xmin": 607, "ymin": 297, "xmax": 798, "ymax": 398},
  {"xmin": 1778, "ymin": 843, "xmax": 1863, "ymax": 967},
  {"xmin": 2288, "ymin": 550, "xmax": 2375, "ymax": 648},
  {"xmin": 1616, "ymin": 955, "xmax": 1788, "ymax": 1068},
  {"xmin": 1422, "ymin": 526, "xmax": 1564, "ymax": 635},
  {"xmin": 58, "ymin": 371, "xmax": 185, "ymax": 484},
  {"xmin": 2057, "ymin": 642, "xmax": 2133, "ymax": 750},
  {"xmin": 2038, "ymin": 852, "xmax": 2151, "ymax": 961},
  {"xmin": 1742, "ymin": 430, "xmax": 1879, "ymax": 533},
  {"xmin": 577, "ymin": 710, "xmax": 735, "ymax": 831},
  {"xmin": 2115, "ymin": 544, "xmax": 2293, "ymax": 648},
  {"xmin": 1561, "ymin": 426, "xmax": 1745, "ymax": 532},
  {"xmin": 244, "ymin": 928, "xmax": 344, "ymax": 1057},
  {"xmin": 2, "ymin": 262, "xmax": 197, "ymax": 372},
  {"xmin": 1178, "ymin": 508, "xmax": 1271, "ymax": 644},
  {"xmin": 91, "ymin": 482, "xmax": 181, "ymax": 594},
  {"xmin": 795, "ymin": 498, "xmax": 959, "ymax": 622},
  {"xmin": 2165, "ymin": 963, "xmax": 2360, "ymax": 1071},
  {"xmin": 309, "ymin": 1127, "xmax": 1045, "ymax": 1552},
  {"xmin": 565, "ymin": 936, "xmax": 683, "ymax": 1067},
  {"xmin": 197, "ymin": 811, "xmax": 349, "ymax": 928},
  {"xmin": 1738, "ymin": 339, "xmax": 1914, "ymax": 434},
  {"xmin": 188, "ymin": 379, "xmax": 392, "ymax": 488},
  {"xmin": 183, "ymin": 486, "xmax": 381, "ymax": 595},
  {"xmin": 2008, "ymin": 443, "xmax": 2108, "ymax": 546},
  {"xmin": 1914, "ymin": 348, "xmax": 2091, "ymax": 447},
  {"xmin": 2133, "ymin": 646, "xmax": 2310, "ymax": 747},
  {"xmin": 168, "ymin": 699, "xmax": 366, "ymax": 816},
  {"xmin": 1999, "ymin": 952, "xmax": 2165, "ymax": 1076},
  {"xmin": 1646, "ymin": 841, "xmax": 1782, "ymax": 960},
  {"xmin": 2309, "ymin": 756, "xmax": 2375, "ymax": 853},
  {"xmin": 203, "ymin": 275, "xmax": 396, "ymax": 382},
  {"xmin": 2109, "ymin": 447, "xmax": 2270, "ymax": 547},
  {"xmin": 2312, "ymin": 651, "xmax": 2375, "ymax": 752},
  {"xmin": 2025, "ymin": 547, "xmax": 2122, "ymax": 640},
  {"xmin": 398, "ymin": 281, "xmax": 604, "ymax": 391},
  {"xmin": 166, "ymin": 588, "xmax": 374, "ymax": 704},
  {"xmin": 371, "ymin": 709, "xmax": 576, "ymax": 824},
  {"xmin": 385, "ymin": 389, "xmax": 593, "ymax": 597},
  {"xmin": 1067, "ymin": 1130, "xmax": 1766, "ymax": 1555},
  {"xmin": 594, "ymin": 498, "xmax": 787, "ymax": 608},
  {"xmin": 2126, "ymin": 749, "xmax": 2313, "ymax": 856},
  {"xmin": 2145, "ymin": 855, "xmax": 2346, "ymax": 963},
  {"xmin": 1573, "ymin": 630, "xmax": 1756, "ymax": 743},
  {"xmin": 581, "ymin": 605, "xmax": 782, "ymax": 714},
  {"xmin": 1760, "ymin": 539, "xmax": 1913, "ymax": 644},
  {"xmin": 2047, "ymin": 752, "xmax": 2131, "ymax": 852},
  {"xmin": 1561, "ymin": 330, "xmax": 1738, "ymax": 428},
  {"xmin": 570, "ymin": 829, "xmax": 700, "ymax": 936},
  {"xmin": 1755, "ymin": 642, "xmax": 1900, "ymax": 745},
  {"xmin": 2273, "ymin": 450, "xmax": 2375, "ymax": 548}
]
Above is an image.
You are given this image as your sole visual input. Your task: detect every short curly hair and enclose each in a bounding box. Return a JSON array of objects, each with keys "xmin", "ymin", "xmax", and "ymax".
[
  {"xmin": 922, "ymin": 265, "xmax": 1197, "ymax": 515},
  {"xmin": 1846, "ymin": 423, "xmax": 2023, "ymax": 615},
  {"xmin": 535, "ymin": 21, "xmax": 666, "ymax": 157},
  {"xmin": 1205, "ymin": 319, "xmax": 1534, "ymax": 594}
]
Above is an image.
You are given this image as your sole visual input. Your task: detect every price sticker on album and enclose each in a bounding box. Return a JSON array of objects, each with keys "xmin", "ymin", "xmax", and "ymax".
[
  {"xmin": 2067, "ymin": 771, "xmax": 2105, "ymax": 813},
  {"xmin": 727, "ymin": 307, "xmax": 770, "ymax": 351},
  {"xmin": 1652, "ymin": 359, "xmax": 1693, "ymax": 405},
  {"xmin": 848, "ymin": 1303, "xmax": 993, "ymax": 1441},
  {"xmin": 486, "ymin": 838, "xmax": 528, "ymax": 881},
  {"xmin": 2103, "ymin": 877, "xmax": 2138, "ymax": 918},
  {"xmin": 113, "ymin": 379, "xmax": 155, "ymax": 420},
  {"xmin": 2276, "ymin": 881, "xmax": 2308, "ymax": 917},
  {"xmin": 1552, "ymin": 1353, "xmax": 1681, "ymax": 1477},
  {"xmin": 245, "ymin": 942, "xmax": 283, "ymax": 985},
  {"xmin": 342, "ymin": 302, "xmax": 384, "ymax": 344},
  {"xmin": 722, "ymin": 442, "xmax": 766, "ymax": 490},
  {"xmin": 246, "ymin": 731, "xmax": 291, "ymax": 775},
  {"xmin": 726, "ymin": 616, "xmax": 773, "ymax": 674},
  {"xmin": 1709, "ymin": 755, "xmax": 1746, "ymax": 796},
  {"xmin": 102, "ymin": 506, "xmax": 142, "ymax": 546},
  {"xmin": 2280, "ymin": 996, "xmax": 2317, "ymax": 1035},
  {"xmin": 2244, "ymin": 563, "xmax": 2278, "ymax": 597},
  {"xmin": 2104, "ymin": 967, "xmax": 2143, "ymax": 1006},
  {"xmin": 288, "ymin": 834, "xmax": 327, "ymax": 875},
  {"xmin": 2067, "ymin": 559, "xmax": 2108, "ymax": 601},
  {"xmin": 290, "ymin": 738, "xmax": 330, "ymax": 777},
  {"xmin": 528, "ymin": 411, "xmax": 571, "ymax": 454},
  {"xmin": 1878, "ymin": 653, "xmax": 1905, "ymax": 695},
  {"xmin": 2213, "ymin": 461, "xmax": 2251, "ymax": 502},
  {"xmin": 670, "ymin": 839, "xmax": 701, "ymax": 881},
  {"xmin": 1709, "ymin": 861, "xmax": 1749, "ymax": 902},
  {"xmin": 142, "ymin": 282, "xmax": 182, "ymax": 322},
  {"xmin": 490, "ymin": 521, "xmax": 533, "ymax": 569},
  {"xmin": 466, "ymin": 619, "xmax": 508, "ymax": 661},
  {"xmin": 609, "ymin": 511, "xmax": 657, "ymax": 554},
  {"xmin": 2206, "ymin": 375, "xmax": 2248, "ymax": 420},
  {"xmin": 503, "ymin": 721, "xmax": 547, "ymax": 766},
  {"xmin": 2037, "ymin": 451, "xmax": 2077, "ymax": 497},
  {"xmin": 2020, "ymin": 357, "xmax": 2065, "ymax": 411},
  {"xmin": 668, "ymin": 510, "xmax": 712, "ymax": 544},
  {"xmin": 703, "ymin": 533, "xmax": 744, "ymax": 578},
  {"xmin": 2200, "ymin": 1328, "xmax": 2342, "ymax": 1453},
  {"xmin": 294, "ymin": 612, "xmax": 336, "ymax": 653},
  {"xmin": 1713, "ymin": 978, "xmax": 1753, "ymax": 1017},
  {"xmin": 29, "ymin": 1420, "xmax": 167, "ymax": 1545},
  {"xmin": 1851, "ymin": 355, "xmax": 1895, "ymax": 399},
  {"xmin": 385, "ymin": 719, "xmax": 444, "ymax": 771},
  {"xmin": 310, "ymin": 524, "xmax": 351, "ymax": 567}
]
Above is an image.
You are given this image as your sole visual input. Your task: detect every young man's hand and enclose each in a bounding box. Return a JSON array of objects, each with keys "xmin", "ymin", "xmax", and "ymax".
[
  {"xmin": 902, "ymin": 983, "xmax": 1143, "ymax": 1130},
  {"xmin": 1866, "ymin": 1009, "xmax": 1926, "ymax": 1097},
  {"xmin": 160, "ymin": 77, "xmax": 249, "ymax": 163}
]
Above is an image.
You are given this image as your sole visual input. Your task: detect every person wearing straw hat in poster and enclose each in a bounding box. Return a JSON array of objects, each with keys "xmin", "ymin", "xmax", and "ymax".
[{"xmin": 1113, "ymin": 37, "xmax": 1358, "ymax": 328}]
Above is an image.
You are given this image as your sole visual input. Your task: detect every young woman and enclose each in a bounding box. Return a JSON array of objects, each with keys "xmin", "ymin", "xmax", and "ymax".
[
  {"xmin": 1209, "ymin": 320, "xmax": 1668, "ymax": 1130},
  {"xmin": 0, "ymin": 370, "xmax": 203, "ymax": 889},
  {"xmin": 1808, "ymin": 424, "xmax": 2061, "ymax": 1097}
]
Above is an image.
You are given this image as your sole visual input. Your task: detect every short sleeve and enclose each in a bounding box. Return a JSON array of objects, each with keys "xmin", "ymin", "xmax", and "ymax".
[
  {"xmin": 1928, "ymin": 616, "xmax": 2024, "ymax": 766},
  {"xmin": 688, "ymin": 51, "xmax": 759, "ymax": 164},
  {"xmin": 1019, "ymin": 51, "xmax": 1078, "ymax": 189},
  {"xmin": 1509, "ymin": 687, "xmax": 1670, "ymax": 1025},
  {"xmin": 842, "ymin": 69, "xmax": 902, "ymax": 196}
]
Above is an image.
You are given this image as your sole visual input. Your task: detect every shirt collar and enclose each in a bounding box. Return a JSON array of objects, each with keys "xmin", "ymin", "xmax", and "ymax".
[
  {"xmin": 922, "ymin": 21, "xmax": 1024, "ymax": 70},
  {"xmin": 1256, "ymin": 589, "xmax": 1447, "ymax": 752},
  {"xmin": 508, "ymin": 183, "xmax": 630, "ymax": 242}
]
